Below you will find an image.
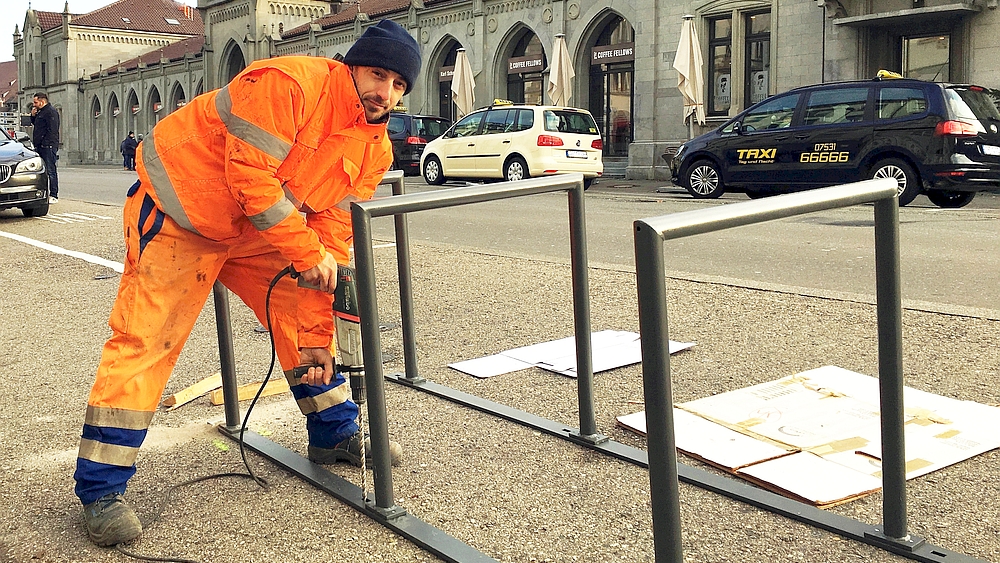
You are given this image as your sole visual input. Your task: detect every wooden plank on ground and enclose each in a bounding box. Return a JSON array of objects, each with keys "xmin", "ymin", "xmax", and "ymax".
[
  {"xmin": 209, "ymin": 378, "xmax": 290, "ymax": 405},
  {"xmin": 161, "ymin": 372, "xmax": 222, "ymax": 411}
]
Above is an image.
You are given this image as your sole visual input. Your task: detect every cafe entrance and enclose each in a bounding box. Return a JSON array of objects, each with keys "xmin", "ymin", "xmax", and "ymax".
[{"xmin": 587, "ymin": 15, "xmax": 634, "ymax": 158}]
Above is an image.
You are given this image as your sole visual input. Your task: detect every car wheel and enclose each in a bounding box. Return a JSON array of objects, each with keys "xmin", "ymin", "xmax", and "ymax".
[
  {"xmin": 583, "ymin": 177, "xmax": 595, "ymax": 190},
  {"xmin": 871, "ymin": 158, "xmax": 919, "ymax": 206},
  {"xmin": 423, "ymin": 156, "xmax": 446, "ymax": 185},
  {"xmin": 926, "ymin": 190, "xmax": 975, "ymax": 209},
  {"xmin": 504, "ymin": 156, "xmax": 529, "ymax": 182},
  {"xmin": 685, "ymin": 159, "xmax": 724, "ymax": 199},
  {"xmin": 22, "ymin": 201, "xmax": 49, "ymax": 217}
]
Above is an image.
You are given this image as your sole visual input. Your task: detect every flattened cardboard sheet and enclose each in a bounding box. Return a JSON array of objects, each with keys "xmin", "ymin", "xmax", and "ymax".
[
  {"xmin": 449, "ymin": 330, "xmax": 695, "ymax": 378},
  {"xmin": 617, "ymin": 366, "xmax": 1000, "ymax": 507}
]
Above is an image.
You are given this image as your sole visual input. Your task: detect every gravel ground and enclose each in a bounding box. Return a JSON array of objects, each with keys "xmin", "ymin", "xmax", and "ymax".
[{"xmin": 0, "ymin": 200, "xmax": 998, "ymax": 563}]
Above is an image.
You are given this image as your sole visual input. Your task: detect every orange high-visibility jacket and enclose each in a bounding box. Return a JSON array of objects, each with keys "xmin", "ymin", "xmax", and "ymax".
[{"xmin": 136, "ymin": 56, "xmax": 392, "ymax": 348}]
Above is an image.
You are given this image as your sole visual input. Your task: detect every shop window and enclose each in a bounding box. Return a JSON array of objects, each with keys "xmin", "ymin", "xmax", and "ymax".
[
  {"xmin": 902, "ymin": 35, "xmax": 949, "ymax": 82},
  {"xmin": 706, "ymin": 10, "xmax": 771, "ymax": 116},
  {"xmin": 708, "ymin": 17, "xmax": 732, "ymax": 115},
  {"xmin": 745, "ymin": 12, "xmax": 771, "ymax": 107}
]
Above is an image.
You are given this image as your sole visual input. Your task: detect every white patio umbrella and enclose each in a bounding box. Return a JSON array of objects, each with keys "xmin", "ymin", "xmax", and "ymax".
[
  {"xmin": 451, "ymin": 48, "xmax": 476, "ymax": 118},
  {"xmin": 672, "ymin": 15, "xmax": 706, "ymax": 138},
  {"xmin": 547, "ymin": 33, "xmax": 575, "ymax": 107}
]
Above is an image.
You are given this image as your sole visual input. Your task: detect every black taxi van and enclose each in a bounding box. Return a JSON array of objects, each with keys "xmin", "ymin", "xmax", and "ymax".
[
  {"xmin": 387, "ymin": 107, "xmax": 451, "ymax": 176},
  {"xmin": 669, "ymin": 76, "xmax": 1000, "ymax": 208}
]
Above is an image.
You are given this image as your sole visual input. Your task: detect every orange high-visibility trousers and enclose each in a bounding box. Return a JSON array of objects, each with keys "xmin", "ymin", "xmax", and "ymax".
[{"xmin": 74, "ymin": 182, "xmax": 357, "ymax": 505}]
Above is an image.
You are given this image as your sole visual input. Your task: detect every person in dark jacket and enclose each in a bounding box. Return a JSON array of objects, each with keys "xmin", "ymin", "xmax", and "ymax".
[
  {"xmin": 120, "ymin": 131, "xmax": 137, "ymax": 170},
  {"xmin": 30, "ymin": 92, "xmax": 60, "ymax": 202}
]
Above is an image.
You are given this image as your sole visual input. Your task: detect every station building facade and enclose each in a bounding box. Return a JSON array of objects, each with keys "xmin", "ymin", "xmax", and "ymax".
[{"xmin": 14, "ymin": 0, "xmax": 1000, "ymax": 179}]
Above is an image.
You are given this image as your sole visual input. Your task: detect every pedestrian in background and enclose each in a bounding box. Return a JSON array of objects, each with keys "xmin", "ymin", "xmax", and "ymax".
[
  {"xmin": 120, "ymin": 131, "xmax": 137, "ymax": 170},
  {"xmin": 30, "ymin": 92, "xmax": 60, "ymax": 203}
]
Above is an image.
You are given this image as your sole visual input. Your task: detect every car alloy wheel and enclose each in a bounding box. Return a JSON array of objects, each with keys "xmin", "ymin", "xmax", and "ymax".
[
  {"xmin": 685, "ymin": 160, "xmax": 724, "ymax": 199},
  {"xmin": 871, "ymin": 158, "xmax": 919, "ymax": 206}
]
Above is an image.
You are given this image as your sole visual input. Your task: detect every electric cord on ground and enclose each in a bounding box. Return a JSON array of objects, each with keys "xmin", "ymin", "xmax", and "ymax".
[{"xmin": 113, "ymin": 267, "xmax": 293, "ymax": 563}]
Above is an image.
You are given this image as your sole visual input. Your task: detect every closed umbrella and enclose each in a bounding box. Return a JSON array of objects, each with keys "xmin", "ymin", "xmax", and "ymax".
[
  {"xmin": 451, "ymin": 48, "xmax": 476, "ymax": 118},
  {"xmin": 672, "ymin": 15, "xmax": 706, "ymax": 138},
  {"xmin": 547, "ymin": 33, "xmax": 575, "ymax": 107}
]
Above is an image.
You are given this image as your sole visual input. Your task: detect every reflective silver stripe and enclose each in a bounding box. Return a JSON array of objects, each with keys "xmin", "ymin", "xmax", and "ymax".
[
  {"xmin": 142, "ymin": 131, "xmax": 201, "ymax": 235},
  {"xmin": 334, "ymin": 194, "xmax": 362, "ymax": 213},
  {"xmin": 247, "ymin": 197, "xmax": 297, "ymax": 231},
  {"xmin": 282, "ymin": 183, "xmax": 302, "ymax": 210},
  {"xmin": 84, "ymin": 405, "xmax": 155, "ymax": 431},
  {"xmin": 215, "ymin": 86, "xmax": 292, "ymax": 162},
  {"xmin": 294, "ymin": 381, "xmax": 352, "ymax": 415},
  {"xmin": 78, "ymin": 438, "xmax": 140, "ymax": 467}
]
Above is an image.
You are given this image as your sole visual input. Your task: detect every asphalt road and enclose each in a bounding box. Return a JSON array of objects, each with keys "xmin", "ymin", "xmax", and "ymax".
[{"xmin": 49, "ymin": 166, "xmax": 1000, "ymax": 316}]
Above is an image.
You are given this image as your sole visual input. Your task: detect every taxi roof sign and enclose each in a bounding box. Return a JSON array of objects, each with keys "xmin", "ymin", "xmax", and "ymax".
[{"xmin": 874, "ymin": 69, "xmax": 904, "ymax": 80}]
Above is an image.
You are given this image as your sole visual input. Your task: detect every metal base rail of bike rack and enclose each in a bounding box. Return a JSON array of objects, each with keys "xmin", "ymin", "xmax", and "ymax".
[
  {"xmin": 211, "ymin": 171, "xmax": 497, "ymax": 563},
  {"xmin": 367, "ymin": 174, "xmax": 982, "ymax": 563}
]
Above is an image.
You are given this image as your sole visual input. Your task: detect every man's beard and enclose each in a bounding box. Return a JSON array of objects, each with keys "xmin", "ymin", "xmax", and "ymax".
[
  {"xmin": 362, "ymin": 95, "xmax": 391, "ymax": 124},
  {"xmin": 367, "ymin": 109, "xmax": 391, "ymax": 124}
]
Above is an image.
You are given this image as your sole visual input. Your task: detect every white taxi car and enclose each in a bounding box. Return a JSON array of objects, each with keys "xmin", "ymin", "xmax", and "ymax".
[{"xmin": 420, "ymin": 101, "xmax": 604, "ymax": 188}]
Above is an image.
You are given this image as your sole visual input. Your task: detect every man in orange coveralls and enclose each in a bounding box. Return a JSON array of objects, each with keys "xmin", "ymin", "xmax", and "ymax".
[{"xmin": 73, "ymin": 19, "xmax": 420, "ymax": 547}]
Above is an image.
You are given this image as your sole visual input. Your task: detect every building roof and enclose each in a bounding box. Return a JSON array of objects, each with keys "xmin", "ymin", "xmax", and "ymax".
[
  {"xmin": 92, "ymin": 34, "xmax": 204, "ymax": 78},
  {"xmin": 35, "ymin": 11, "xmax": 71, "ymax": 32},
  {"xmin": 0, "ymin": 61, "xmax": 17, "ymax": 106},
  {"xmin": 69, "ymin": 0, "xmax": 202, "ymax": 35},
  {"xmin": 283, "ymin": 0, "xmax": 411, "ymax": 39}
]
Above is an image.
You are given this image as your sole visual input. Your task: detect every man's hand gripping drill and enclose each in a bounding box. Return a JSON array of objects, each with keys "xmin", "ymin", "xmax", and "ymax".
[{"xmin": 290, "ymin": 264, "xmax": 367, "ymax": 408}]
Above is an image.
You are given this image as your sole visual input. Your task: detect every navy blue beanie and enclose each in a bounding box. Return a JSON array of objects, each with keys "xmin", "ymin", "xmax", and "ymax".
[{"xmin": 344, "ymin": 20, "xmax": 421, "ymax": 94}]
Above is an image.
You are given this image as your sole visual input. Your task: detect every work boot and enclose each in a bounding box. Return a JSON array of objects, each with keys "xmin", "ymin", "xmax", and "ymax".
[
  {"xmin": 308, "ymin": 432, "xmax": 402, "ymax": 467},
  {"xmin": 82, "ymin": 493, "xmax": 142, "ymax": 546}
]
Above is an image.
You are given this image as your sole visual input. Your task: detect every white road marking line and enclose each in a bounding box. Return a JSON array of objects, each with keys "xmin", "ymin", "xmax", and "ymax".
[
  {"xmin": 35, "ymin": 212, "xmax": 112, "ymax": 224},
  {"xmin": 0, "ymin": 230, "xmax": 124, "ymax": 273},
  {"xmin": 0, "ymin": 232, "xmax": 395, "ymax": 276}
]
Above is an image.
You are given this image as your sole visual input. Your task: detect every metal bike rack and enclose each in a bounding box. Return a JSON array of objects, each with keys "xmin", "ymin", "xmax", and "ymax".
[
  {"xmin": 210, "ymin": 171, "xmax": 985, "ymax": 563},
  {"xmin": 634, "ymin": 178, "xmax": 981, "ymax": 563},
  {"xmin": 213, "ymin": 171, "xmax": 498, "ymax": 563},
  {"xmin": 366, "ymin": 175, "xmax": 981, "ymax": 563},
  {"xmin": 350, "ymin": 173, "xmax": 597, "ymax": 515}
]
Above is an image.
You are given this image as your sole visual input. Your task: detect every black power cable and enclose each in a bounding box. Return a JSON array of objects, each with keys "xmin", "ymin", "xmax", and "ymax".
[{"xmin": 115, "ymin": 266, "xmax": 295, "ymax": 563}]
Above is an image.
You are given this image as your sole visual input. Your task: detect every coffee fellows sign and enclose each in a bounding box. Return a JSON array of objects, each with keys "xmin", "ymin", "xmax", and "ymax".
[{"xmin": 591, "ymin": 42, "xmax": 635, "ymax": 65}]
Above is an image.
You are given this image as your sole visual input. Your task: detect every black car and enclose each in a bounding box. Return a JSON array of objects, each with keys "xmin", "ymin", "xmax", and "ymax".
[
  {"xmin": 670, "ymin": 76, "xmax": 1000, "ymax": 208},
  {"xmin": 0, "ymin": 129, "xmax": 49, "ymax": 217},
  {"xmin": 387, "ymin": 110, "xmax": 451, "ymax": 176}
]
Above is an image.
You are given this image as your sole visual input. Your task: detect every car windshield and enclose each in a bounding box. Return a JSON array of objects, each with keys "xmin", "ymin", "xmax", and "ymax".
[
  {"xmin": 948, "ymin": 87, "xmax": 1000, "ymax": 126},
  {"xmin": 543, "ymin": 110, "xmax": 599, "ymax": 135},
  {"xmin": 414, "ymin": 117, "xmax": 450, "ymax": 139}
]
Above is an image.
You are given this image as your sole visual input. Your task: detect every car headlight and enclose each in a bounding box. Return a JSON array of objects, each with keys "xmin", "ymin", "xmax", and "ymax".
[{"xmin": 15, "ymin": 156, "xmax": 44, "ymax": 174}]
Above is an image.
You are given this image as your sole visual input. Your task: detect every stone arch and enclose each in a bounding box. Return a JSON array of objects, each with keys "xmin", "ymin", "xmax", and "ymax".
[
  {"xmin": 195, "ymin": 78, "xmax": 205, "ymax": 97},
  {"xmin": 90, "ymin": 95, "xmax": 102, "ymax": 152},
  {"xmin": 493, "ymin": 22, "xmax": 545, "ymax": 103},
  {"xmin": 426, "ymin": 35, "xmax": 464, "ymax": 119},
  {"xmin": 579, "ymin": 9, "xmax": 636, "ymax": 157},
  {"xmin": 169, "ymin": 81, "xmax": 186, "ymax": 114},
  {"xmin": 221, "ymin": 40, "xmax": 247, "ymax": 84},
  {"xmin": 147, "ymin": 85, "xmax": 163, "ymax": 127},
  {"xmin": 126, "ymin": 89, "xmax": 140, "ymax": 136},
  {"xmin": 108, "ymin": 92, "xmax": 122, "ymax": 148}
]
